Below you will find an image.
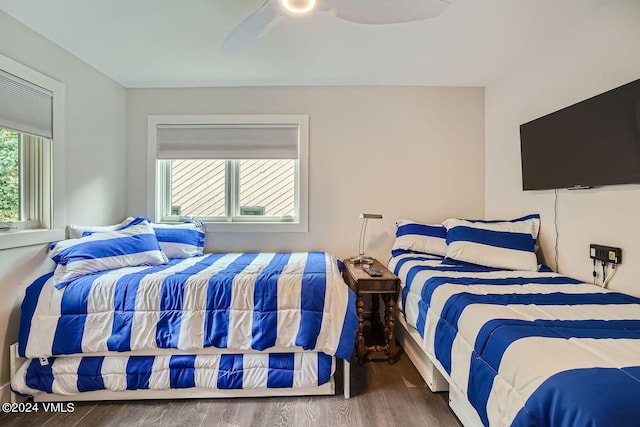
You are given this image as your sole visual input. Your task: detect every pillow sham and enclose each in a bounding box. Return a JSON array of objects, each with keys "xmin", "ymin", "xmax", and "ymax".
[
  {"xmin": 50, "ymin": 221, "xmax": 168, "ymax": 287},
  {"xmin": 466, "ymin": 213, "xmax": 541, "ymax": 238},
  {"xmin": 151, "ymin": 221, "xmax": 206, "ymax": 258},
  {"xmin": 442, "ymin": 214, "xmax": 540, "ymax": 271},
  {"xmin": 83, "ymin": 217, "xmax": 207, "ymax": 259},
  {"xmin": 115, "ymin": 217, "xmax": 205, "ymax": 258},
  {"xmin": 66, "ymin": 217, "xmax": 135, "ymax": 239},
  {"xmin": 392, "ymin": 220, "xmax": 448, "ymax": 257}
]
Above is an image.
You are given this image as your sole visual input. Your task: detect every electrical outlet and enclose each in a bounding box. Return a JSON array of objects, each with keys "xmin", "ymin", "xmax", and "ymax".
[{"xmin": 589, "ymin": 244, "xmax": 622, "ymax": 264}]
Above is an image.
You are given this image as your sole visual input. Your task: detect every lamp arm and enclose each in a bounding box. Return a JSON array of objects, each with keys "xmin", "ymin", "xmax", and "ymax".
[{"xmin": 359, "ymin": 218, "xmax": 368, "ymax": 257}]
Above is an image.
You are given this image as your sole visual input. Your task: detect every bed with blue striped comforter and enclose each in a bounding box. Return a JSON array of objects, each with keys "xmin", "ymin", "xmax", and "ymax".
[
  {"xmin": 390, "ymin": 253, "xmax": 640, "ymax": 427},
  {"xmin": 13, "ymin": 252, "xmax": 358, "ymax": 396}
]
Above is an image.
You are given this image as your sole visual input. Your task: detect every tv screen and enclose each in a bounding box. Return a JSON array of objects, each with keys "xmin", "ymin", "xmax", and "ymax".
[{"xmin": 520, "ymin": 78, "xmax": 640, "ymax": 190}]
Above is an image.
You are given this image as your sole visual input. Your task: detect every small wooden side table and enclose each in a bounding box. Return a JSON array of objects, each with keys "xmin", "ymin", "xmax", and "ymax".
[{"xmin": 342, "ymin": 258, "xmax": 400, "ymax": 364}]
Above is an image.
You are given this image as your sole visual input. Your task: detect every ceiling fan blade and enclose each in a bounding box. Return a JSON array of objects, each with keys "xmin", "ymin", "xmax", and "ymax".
[
  {"xmin": 331, "ymin": 0, "xmax": 451, "ymax": 24},
  {"xmin": 221, "ymin": 0, "xmax": 283, "ymax": 52}
]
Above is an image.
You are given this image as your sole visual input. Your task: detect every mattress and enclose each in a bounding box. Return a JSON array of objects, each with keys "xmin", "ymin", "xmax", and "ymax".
[{"xmin": 389, "ymin": 253, "xmax": 640, "ymax": 427}]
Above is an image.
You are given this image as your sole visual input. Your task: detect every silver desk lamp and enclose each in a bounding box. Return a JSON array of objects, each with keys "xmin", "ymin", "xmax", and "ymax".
[{"xmin": 349, "ymin": 213, "xmax": 383, "ymax": 265}]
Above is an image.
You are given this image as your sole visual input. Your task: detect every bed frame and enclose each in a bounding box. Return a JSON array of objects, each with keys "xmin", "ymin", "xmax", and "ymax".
[
  {"xmin": 10, "ymin": 343, "xmax": 351, "ymax": 403},
  {"xmin": 396, "ymin": 315, "xmax": 482, "ymax": 427}
]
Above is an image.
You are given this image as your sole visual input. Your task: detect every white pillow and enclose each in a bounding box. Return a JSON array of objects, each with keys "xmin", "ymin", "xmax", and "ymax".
[
  {"xmin": 50, "ymin": 221, "xmax": 167, "ymax": 288},
  {"xmin": 392, "ymin": 220, "xmax": 448, "ymax": 257},
  {"xmin": 443, "ymin": 214, "xmax": 540, "ymax": 271},
  {"xmin": 66, "ymin": 217, "xmax": 135, "ymax": 239}
]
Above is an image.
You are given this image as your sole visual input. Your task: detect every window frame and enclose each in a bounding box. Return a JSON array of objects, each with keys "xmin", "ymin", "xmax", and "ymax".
[
  {"xmin": 147, "ymin": 114, "xmax": 309, "ymax": 233},
  {"xmin": 0, "ymin": 54, "xmax": 65, "ymax": 250}
]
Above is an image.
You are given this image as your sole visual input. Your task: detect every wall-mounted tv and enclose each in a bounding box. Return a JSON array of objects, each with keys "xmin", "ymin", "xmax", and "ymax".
[{"xmin": 520, "ymin": 78, "xmax": 640, "ymax": 191}]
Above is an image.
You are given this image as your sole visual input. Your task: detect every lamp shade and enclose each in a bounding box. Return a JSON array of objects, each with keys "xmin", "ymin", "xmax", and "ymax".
[{"xmin": 359, "ymin": 213, "xmax": 383, "ymax": 219}]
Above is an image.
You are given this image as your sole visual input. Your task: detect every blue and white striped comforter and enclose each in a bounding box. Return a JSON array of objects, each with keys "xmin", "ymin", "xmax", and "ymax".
[
  {"xmin": 18, "ymin": 252, "xmax": 358, "ymax": 361},
  {"xmin": 14, "ymin": 252, "xmax": 356, "ymax": 396},
  {"xmin": 390, "ymin": 253, "xmax": 640, "ymax": 427},
  {"xmin": 13, "ymin": 352, "xmax": 335, "ymax": 396}
]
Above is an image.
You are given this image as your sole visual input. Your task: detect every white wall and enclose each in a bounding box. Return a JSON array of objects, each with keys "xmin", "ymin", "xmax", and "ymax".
[
  {"xmin": 128, "ymin": 86, "xmax": 485, "ymax": 262},
  {"xmin": 0, "ymin": 11, "xmax": 128, "ymax": 399},
  {"xmin": 485, "ymin": 0, "xmax": 640, "ymax": 295}
]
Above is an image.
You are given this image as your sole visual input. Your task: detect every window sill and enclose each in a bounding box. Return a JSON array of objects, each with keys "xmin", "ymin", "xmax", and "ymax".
[
  {"xmin": 0, "ymin": 228, "xmax": 65, "ymax": 250},
  {"xmin": 204, "ymin": 221, "xmax": 308, "ymax": 233}
]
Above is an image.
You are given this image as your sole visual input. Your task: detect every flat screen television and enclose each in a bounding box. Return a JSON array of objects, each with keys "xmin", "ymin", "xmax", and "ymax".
[{"xmin": 520, "ymin": 78, "xmax": 640, "ymax": 190}]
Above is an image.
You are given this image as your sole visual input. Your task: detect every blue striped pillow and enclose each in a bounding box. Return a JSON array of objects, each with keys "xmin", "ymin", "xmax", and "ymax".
[
  {"xmin": 49, "ymin": 221, "xmax": 168, "ymax": 288},
  {"xmin": 118, "ymin": 217, "xmax": 205, "ymax": 258},
  {"xmin": 392, "ymin": 220, "xmax": 448, "ymax": 257},
  {"xmin": 442, "ymin": 214, "xmax": 540, "ymax": 271},
  {"xmin": 151, "ymin": 221, "xmax": 205, "ymax": 258}
]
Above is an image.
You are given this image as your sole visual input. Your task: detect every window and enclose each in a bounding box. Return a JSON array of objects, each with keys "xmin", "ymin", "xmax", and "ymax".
[
  {"xmin": 0, "ymin": 54, "xmax": 65, "ymax": 249},
  {"xmin": 148, "ymin": 115, "xmax": 308, "ymax": 232},
  {"xmin": 0, "ymin": 129, "xmax": 52, "ymax": 229},
  {"xmin": 0, "ymin": 128, "xmax": 19, "ymax": 225}
]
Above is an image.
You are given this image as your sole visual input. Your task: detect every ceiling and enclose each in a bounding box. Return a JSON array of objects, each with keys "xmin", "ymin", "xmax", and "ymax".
[{"xmin": 0, "ymin": 0, "xmax": 612, "ymax": 88}]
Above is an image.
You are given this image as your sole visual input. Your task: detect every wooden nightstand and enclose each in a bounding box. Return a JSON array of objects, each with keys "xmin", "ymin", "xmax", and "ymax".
[{"xmin": 342, "ymin": 258, "xmax": 400, "ymax": 364}]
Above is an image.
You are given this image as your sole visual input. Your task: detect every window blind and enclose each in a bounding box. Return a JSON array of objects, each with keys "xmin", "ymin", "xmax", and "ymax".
[
  {"xmin": 0, "ymin": 69, "xmax": 53, "ymax": 139},
  {"xmin": 156, "ymin": 124, "xmax": 299, "ymax": 160}
]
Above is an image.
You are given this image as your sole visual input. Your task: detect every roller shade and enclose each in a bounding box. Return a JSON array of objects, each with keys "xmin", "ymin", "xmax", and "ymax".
[
  {"xmin": 156, "ymin": 124, "xmax": 299, "ymax": 159},
  {"xmin": 0, "ymin": 69, "xmax": 53, "ymax": 139}
]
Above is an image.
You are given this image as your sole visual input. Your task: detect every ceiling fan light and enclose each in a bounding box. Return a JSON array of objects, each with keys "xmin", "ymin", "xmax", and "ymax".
[{"xmin": 281, "ymin": 0, "xmax": 316, "ymax": 14}]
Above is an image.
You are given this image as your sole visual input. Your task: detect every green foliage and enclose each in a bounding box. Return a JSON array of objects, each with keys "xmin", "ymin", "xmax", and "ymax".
[{"xmin": 0, "ymin": 128, "xmax": 20, "ymax": 222}]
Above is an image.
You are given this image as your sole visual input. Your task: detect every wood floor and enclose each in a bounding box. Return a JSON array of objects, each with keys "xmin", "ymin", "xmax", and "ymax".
[{"xmin": 0, "ymin": 349, "xmax": 462, "ymax": 427}]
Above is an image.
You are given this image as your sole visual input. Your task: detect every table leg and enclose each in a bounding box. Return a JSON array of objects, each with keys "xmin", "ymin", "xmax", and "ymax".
[
  {"xmin": 384, "ymin": 294, "xmax": 397, "ymax": 363},
  {"xmin": 356, "ymin": 295, "xmax": 366, "ymax": 364},
  {"xmin": 382, "ymin": 295, "xmax": 389, "ymax": 355}
]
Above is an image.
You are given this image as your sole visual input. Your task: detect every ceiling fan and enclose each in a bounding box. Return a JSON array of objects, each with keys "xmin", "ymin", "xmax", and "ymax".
[{"xmin": 221, "ymin": 0, "xmax": 451, "ymax": 52}]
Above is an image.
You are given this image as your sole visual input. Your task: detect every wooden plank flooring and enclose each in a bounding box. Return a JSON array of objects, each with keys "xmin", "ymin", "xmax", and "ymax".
[{"xmin": 0, "ymin": 350, "xmax": 462, "ymax": 427}]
